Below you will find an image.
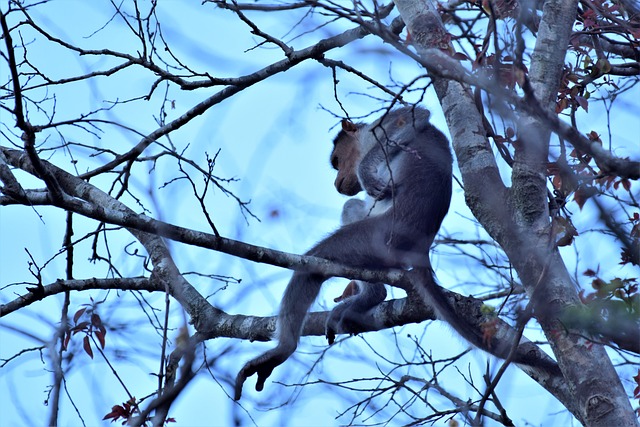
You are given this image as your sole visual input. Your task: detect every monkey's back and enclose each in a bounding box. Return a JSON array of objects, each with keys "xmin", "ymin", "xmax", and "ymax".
[{"xmin": 386, "ymin": 123, "xmax": 452, "ymax": 236}]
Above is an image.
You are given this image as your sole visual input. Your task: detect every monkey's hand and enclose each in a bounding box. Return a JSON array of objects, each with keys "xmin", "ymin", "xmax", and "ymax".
[
  {"xmin": 341, "ymin": 198, "xmax": 367, "ymax": 225},
  {"xmin": 234, "ymin": 346, "xmax": 293, "ymax": 400},
  {"xmin": 367, "ymin": 180, "xmax": 392, "ymax": 201}
]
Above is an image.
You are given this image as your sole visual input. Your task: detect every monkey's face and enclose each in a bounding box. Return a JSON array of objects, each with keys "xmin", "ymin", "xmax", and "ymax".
[{"xmin": 331, "ymin": 121, "xmax": 363, "ymax": 196}]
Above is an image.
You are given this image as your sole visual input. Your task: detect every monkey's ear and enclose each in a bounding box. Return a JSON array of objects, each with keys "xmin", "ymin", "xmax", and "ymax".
[{"xmin": 341, "ymin": 119, "xmax": 358, "ymax": 133}]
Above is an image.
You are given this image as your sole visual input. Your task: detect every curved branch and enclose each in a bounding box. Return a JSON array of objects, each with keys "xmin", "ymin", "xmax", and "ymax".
[
  {"xmin": 0, "ymin": 271, "xmax": 568, "ymax": 407},
  {"xmin": 0, "ymin": 144, "xmax": 574, "ymax": 412},
  {"xmin": 0, "ymin": 278, "xmax": 155, "ymax": 317}
]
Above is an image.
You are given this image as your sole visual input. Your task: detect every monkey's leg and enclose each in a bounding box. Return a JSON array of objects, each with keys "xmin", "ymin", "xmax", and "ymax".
[
  {"xmin": 235, "ymin": 217, "xmax": 400, "ymax": 399},
  {"xmin": 326, "ymin": 281, "xmax": 387, "ymax": 344},
  {"xmin": 234, "ymin": 271, "xmax": 324, "ymax": 400}
]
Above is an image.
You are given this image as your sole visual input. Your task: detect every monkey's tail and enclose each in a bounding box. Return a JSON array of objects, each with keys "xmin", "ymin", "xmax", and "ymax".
[{"xmin": 414, "ymin": 267, "xmax": 562, "ymax": 376}]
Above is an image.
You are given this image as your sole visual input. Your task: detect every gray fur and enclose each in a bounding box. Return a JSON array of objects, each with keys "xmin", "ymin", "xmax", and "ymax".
[
  {"xmin": 235, "ymin": 106, "xmax": 453, "ymax": 400},
  {"xmin": 326, "ymin": 196, "xmax": 388, "ymax": 344}
]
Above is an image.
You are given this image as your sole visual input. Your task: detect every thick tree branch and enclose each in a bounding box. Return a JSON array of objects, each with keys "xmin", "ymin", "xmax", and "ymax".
[
  {"xmin": 0, "ymin": 145, "xmax": 573, "ymax": 400},
  {"xmin": 0, "ymin": 271, "xmax": 571, "ymax": 407},
  {"xmin": 392, "ymin": 0, "xmax": 637, "ymax": 425}
]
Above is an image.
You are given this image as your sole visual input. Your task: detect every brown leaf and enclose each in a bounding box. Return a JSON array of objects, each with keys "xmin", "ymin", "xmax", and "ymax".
[
  {"xmin": 333, "ymin": 280, "xmax": 359, "ymax": 303},
  {"xmin": 62, "ymin": 333, "xmax": 71, "ymax": 351},
  {"xmin": 83, "ymin": 336, "xmax": 93, "ymax": 359},
  {"xmin": 72, "ymin": 321, "xmax": 90, "ymax": 333},
  {"xmin": 574, "ymin": 185, "xmax": 597, "ymax": 209},
  {"xmin": 91, "ymin": 313, "xmax": 102, "ymax": 327},
  {"xmin": 554, "ymin": 216, "xmax": 579, "ymax": 247},
  {"xmin": 103, "ymin": 404, "xmax": 128, "ymax": 421},
  {"xmin": 583, "ymin": 269, "xmax": 598, "ymax": 277},
  {"xmin": 73, "ymin": 308, "xmax": 86, "ymax": 324},
  {"xmin": 96, "ymin": 330, "xmax": 106, "ymax": 350}
]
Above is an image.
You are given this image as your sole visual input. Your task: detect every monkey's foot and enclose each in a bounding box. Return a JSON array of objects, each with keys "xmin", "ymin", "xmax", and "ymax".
[
  {"xmin": 234, "ymin": 347, "xmax": 293, "ymax": 400},
  {"xmin": 325, "ymin": 303, "xmax": 371, "ymax": 345}
]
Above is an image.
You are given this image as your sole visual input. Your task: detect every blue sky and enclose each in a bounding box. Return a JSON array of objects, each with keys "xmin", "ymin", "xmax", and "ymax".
[{"xmin": 1, "ymin": 1, "xmax": 638, "ymax": 426}]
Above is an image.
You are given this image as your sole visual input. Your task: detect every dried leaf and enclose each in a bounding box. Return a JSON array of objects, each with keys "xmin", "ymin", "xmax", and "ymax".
[
  {"xmin": 62, "ymin": 332, "xmax": 71, "ymax": 351},
  {"xmin": 72, "ymin": 321, "xmax": 90, "ymax": 333},
  {"xmin": 583, "ymin": 269, "xmax": 597, "ymax": 277},
  {"xmin": 574, "ymin": 185, "xmax": 597, "ymax": 209},
  {"xmin": 576, "ymin": 95, "xmax": 589, "ymax": 112}
]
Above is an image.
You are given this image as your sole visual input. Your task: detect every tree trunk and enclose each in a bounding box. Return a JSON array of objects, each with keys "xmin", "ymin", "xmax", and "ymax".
[{"xmin": 393, "ymin": 0, "xmax": 638, "ymax": 425}]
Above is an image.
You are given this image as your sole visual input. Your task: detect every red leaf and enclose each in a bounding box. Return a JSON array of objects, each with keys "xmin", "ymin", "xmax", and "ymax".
[
  {"xmin": 103, "ymin": 404, "xmax": 128, "ymax": 421},
  {"xmin": 451, "ymin": 51, "xmax": 470, "ymax": 61},
  {"xmin": 91, "ymin": 313, "xmax": 103, "ymax": 327},
  {"xmin": 556, "ymin": 98, "xmax": 568, "ymax": 113},
  {"xmin": 62, "ymin": 332, "xmax": 71, "ymax": 351},
  {"xmin": 83, "ymin": 336, "xmax": 94, "ymax": 359},
  {"xmin": 74, "ymin": 308, "xmax": 86, "ymax": 324},
  {"xmin": 96, "ymin": 330, "xmax": 106, "ymax": 349},
  {"xmin": 587, "ymin": 131, "xmax": 601, "ymax": 142},
  {"xmin": 574, "ymin": 185, "xmax": 597, "ymax": 210},
  {"xmin": 72, "ymin": 321, "xmax": 90, "ymax": 333}
]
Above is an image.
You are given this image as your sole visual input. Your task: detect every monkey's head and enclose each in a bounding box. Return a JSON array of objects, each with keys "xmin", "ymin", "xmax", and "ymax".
[{"xmin": 330, "ymin": 119, "xmax": 363, "ymax": 196}]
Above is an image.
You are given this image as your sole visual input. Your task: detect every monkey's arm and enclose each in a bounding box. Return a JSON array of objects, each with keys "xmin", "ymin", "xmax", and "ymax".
[{"xmin": 358, "ymin": 143, "xmax": 399, "ymax": 200}]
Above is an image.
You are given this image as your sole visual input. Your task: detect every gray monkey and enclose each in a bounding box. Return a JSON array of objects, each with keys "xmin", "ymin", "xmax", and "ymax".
[
  {"xmin": 235, "ymin": 106, "xmax": 453, "ymax": 400},
  {"xmin": 235, "ymin": 106, "xmax": 561, "ymax": 400},
  {"xmin": 325, "ymin": 108, "xmax": 561, "ymax": 375},
  {"xmin": 323, "ymin": 108, "xmax": 430, "ymax": 343}
]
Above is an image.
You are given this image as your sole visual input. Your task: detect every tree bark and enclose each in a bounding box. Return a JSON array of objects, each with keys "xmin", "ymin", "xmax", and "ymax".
[{"xmin": 393, "ymin": 0, "xmax": 638, "ymax": 425}]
